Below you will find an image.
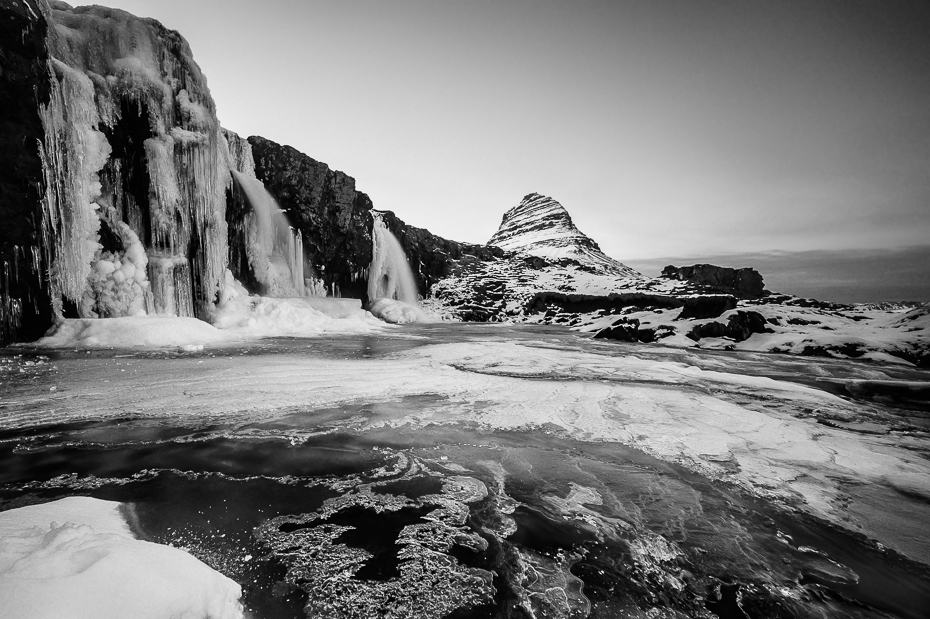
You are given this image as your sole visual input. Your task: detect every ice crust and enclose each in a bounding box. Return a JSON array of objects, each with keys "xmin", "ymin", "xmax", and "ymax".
[
  {"xmin": 8, "ymin": 332, "xmax": 929, "ymax": 566},
  {"xmin": 33, "ymin": 294, "xmax": 384, "ymax": 349},
  {"xmin": 0, "ymin": 497, "xmax": 243, "ymax": 619}
]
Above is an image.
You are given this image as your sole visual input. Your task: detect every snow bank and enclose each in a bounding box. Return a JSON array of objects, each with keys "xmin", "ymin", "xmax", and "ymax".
[
  {"xmin": 212, "ymin": 294, "xmax": 384, "ymax": 336},
  {"xmin": 35, "ymin": 316, "xmax": 230, "ymax": 349},
  {"xmin": 368, "ymin": 298, "xmax": 437, "ymax": 324},
  {"xmin": 0, "ymin": 497, "xmax": 243, "ymax": 619}
]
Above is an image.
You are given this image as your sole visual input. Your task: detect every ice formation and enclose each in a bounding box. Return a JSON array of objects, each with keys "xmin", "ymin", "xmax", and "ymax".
[
  {"xmin": 0, "ymin": 496, "xmax": 244, "ymax": 619},
  {"xmin": 230, "ymin": 171, "xmax": 309, "ymax": 297},
  {"xmin": 367, "ymin": 298, "xmax": 435, "ymax": 324},
  {"xmin": 368, "ymin": 212, "xmax": 419, "ymax": 305},
  {"xmin": 32, "ymin": 2, "xmax": 229, "ymax": 323}
]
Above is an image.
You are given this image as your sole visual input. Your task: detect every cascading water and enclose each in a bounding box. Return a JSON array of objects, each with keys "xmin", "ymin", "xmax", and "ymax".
[
  {"xmin": 231, "ymin": 170, "xmax": 309, "ymax": 298},
  {"xmin": 368, "ymin": 213, "xmax": 418, "ymax": 305},
  {"xmin": 366, "ymin": 212, "xmax": 431, "ymax": 324}
]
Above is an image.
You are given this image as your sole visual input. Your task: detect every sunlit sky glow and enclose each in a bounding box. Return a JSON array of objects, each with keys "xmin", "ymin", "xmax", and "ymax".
[{"xmin": 87, "ymin": 0, "xmax": 929, "ymax": 267}]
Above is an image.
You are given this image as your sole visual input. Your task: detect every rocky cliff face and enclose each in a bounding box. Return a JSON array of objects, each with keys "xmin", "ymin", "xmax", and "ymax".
[
  {"xmin": 488, "ymin": 193, "xmax": 638, "ymax": 276},
  {"xmin": 0, "ymin": 0, "xmax": 53, "ymax": 342},
  {"xmin": 247, "ymin": 136, "xmax": 374, "ymax": 299},
  {"xmin": 661, "ymin": 264, "xmax": 765, "ymax": 299},
  {"xmin": 248, "ymin": 135, "xmax": 502, "ymax": 303}
]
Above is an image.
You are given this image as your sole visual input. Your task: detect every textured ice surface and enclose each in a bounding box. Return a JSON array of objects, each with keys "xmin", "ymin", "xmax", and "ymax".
[
  {"xmin": 0, "ymin": 497, "xmax": 243, "ymax": 619},
  {"xmin": 8, "ymin": 325, "xmax": 930, "ymax": 571}
]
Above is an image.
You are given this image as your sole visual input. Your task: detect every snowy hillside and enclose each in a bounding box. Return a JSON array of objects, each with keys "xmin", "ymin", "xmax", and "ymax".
[{"xmin": 488, "ymin": 193, "xmax": 638, "ymax": 276}]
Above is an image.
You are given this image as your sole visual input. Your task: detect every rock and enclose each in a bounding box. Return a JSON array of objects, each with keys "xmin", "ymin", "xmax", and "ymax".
[
  {"xmin": 726, "ymin": 310, "xmax": 770, "ymax": 341},
  {"xmin": 677, "ymin": 295, "xmax": 738, "ymax": 319},
  {"xmin": 688, "ymin": 310, "xmax": 770, "ymax": 343},
  {"xmin": 248, "ymin": 136, "xmax": 375, "ymax": 299},
  {"xmin": 593, "ymin": 318, "xmax": 639, "ymax": 342},
  {"xmin": 0, "ymin": 0, "xmax": 53, "ymax": 343},
  {"xmin": 661, "ymin": 264, "xmax": 765, "ymax": 299}
]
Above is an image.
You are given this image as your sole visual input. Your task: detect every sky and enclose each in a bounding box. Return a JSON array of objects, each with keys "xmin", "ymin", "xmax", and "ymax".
[{"xmin": 91, "ymin": 0, "xmax": 929, "ymax": 300}]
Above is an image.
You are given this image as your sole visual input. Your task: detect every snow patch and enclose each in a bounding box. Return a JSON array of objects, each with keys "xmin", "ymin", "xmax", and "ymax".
[
  {"xmin": 35, "ymin": 316, "xmax": 229, "ymax": 349},
  {"xmin": 0, "ymin": 497, "xmax": 243, "ymax": 619},
  {"xmin": 368, "ymin": 298, "xmax": 437, "ymax": 324}
]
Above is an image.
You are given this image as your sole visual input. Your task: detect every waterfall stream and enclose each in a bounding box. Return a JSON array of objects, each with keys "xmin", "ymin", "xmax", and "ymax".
[
  {"xmin": 367, "ymin": 213, "xmax": 418, "ymax": 304},
  {"xmin": 231, "ymin": 171, "xmax": 310, "ymax": 298}
]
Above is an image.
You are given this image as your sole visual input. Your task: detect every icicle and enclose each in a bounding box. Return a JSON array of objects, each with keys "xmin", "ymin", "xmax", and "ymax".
[
  {"xmin": 146, "ymin": 253, "xmax": 193, "ymax": 317},
  {"xmin": 37, "ymin": 59, "xmax": 111, "ymax": 315}
]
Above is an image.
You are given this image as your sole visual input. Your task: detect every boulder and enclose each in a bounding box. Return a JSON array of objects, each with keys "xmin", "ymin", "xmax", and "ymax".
[{"xmin": 688, "ymin": 310, "xmax": 770, "ymax": 342}]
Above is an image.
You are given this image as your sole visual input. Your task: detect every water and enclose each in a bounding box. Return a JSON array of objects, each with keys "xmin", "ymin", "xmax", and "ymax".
[
  {"xmin": 231, "ymin": 170, "xmax": 309, "ymax": 298},
  {"xmin": 368, "ymin": 212, "xmax": 419, "ymax": 304},
  {"xmin": 2, "ymin": 325, "xmax": 929, "ymax": 618}
]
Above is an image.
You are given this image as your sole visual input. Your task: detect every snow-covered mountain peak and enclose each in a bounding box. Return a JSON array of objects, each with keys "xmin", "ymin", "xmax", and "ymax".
[{"xmin": 487, "ymin": 193, "xmax": 637, "ymax": 276}]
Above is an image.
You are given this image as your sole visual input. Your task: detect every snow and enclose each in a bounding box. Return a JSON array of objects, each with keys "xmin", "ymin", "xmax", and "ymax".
[
  {"xmin": 368, "ymin": 298, "xmax": 437, "ymax": 324},
  {"xmin": 34, "ymin": 316, "xmax": 230, "ymax": 349},
  {"xmin": 211, "ymin": 294, "xmax": 384, "ymax": 337},
  {"xmin": 30, "ymin": 297, "xmax": 384, "ymax": 350},
  {"xmin": 82, "ymin": 222, "xmax": 150, "ymax": 318},
  {"xmin": 0, "ymin": 497, "xmax": 243, "ymax": 619}
]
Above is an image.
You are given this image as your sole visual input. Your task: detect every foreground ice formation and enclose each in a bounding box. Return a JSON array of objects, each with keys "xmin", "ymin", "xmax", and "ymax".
[{"xmin": 0, "ymin": 497, "xmax": 243, "ymax": 619}]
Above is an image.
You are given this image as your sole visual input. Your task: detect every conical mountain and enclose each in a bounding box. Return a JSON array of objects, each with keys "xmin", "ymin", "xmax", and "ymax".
[{"xmin": 488, "ymin": 193, "xmax": 638, "ymax": 276}]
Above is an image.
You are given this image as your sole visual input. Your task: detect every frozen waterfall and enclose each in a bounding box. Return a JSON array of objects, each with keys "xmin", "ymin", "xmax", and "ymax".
[{"xmin": 231, "ymin": 171, "xmax": 311, "ymax": 298}]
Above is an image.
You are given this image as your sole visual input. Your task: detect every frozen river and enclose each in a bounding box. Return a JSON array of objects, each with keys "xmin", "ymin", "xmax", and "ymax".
[{"xmin": 2, "ymin": 323, "xmax": 929, "ymax": 618}]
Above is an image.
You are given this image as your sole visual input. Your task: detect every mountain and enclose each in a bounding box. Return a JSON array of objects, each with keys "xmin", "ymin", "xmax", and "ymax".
[{"xmin": 488, "ymin": 193, "xmax": 638, "ymax": 276}]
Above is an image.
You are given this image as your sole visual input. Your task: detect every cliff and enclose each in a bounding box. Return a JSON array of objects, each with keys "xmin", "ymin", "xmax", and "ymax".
[{"xmin": 0, "ymin": 0, "xmax": 53, "ymax": 342}]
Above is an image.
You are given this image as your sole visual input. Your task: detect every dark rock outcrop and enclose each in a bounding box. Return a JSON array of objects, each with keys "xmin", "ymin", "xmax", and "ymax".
[
  {"xmin": 524, "ymin": 291, "xmax": 736, "ymax": 320},
  {"xmin": 687, "ymin": 310, "xmax": 770, "ymax": 343},
  {"xmin": 0, "ymin": 0, "xmax": 53, "ymax": 342},
  {"xmin": 676, "ymin": 295, "xmax": 738, "ymax": 319},
  {"xmin": 661, "ymin": 264, "xmax": 765, "ymax": 299},
  {"xmin": 593, "ymin": 318, "xmax": 640, "ymax": 342},
  {"xmin": 248, "ymin": 136, "xmax": 374, "ymax": 299}
]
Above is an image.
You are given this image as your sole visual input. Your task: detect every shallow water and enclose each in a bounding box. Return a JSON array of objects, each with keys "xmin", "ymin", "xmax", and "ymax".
[{"xmin": 2, "ymin": 324, "xmax": 929, "ymax": 618}]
